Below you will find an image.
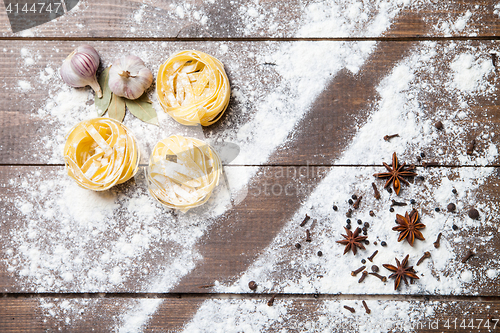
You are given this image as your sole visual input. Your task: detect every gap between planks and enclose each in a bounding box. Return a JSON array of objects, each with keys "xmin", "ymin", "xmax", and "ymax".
[
  {"xmin": 1, "ymin": 36, "xmax": 500, "ymax": 42},
  {"xmin": 1, "ymin": 292, "xmax": 500, "ymax": 302},
  {"xmin": 0, "ymin": 164, "xmax": 498, "ymax": 168}
]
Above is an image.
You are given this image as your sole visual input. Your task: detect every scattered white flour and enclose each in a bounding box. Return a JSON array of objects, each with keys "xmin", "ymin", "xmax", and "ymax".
[
  {"xmin": 17, "ymin": 80, "xmax": 32, "ymax": 91},
  {"xmin": 450, "ymin": 52, "xmax": 493, "ymax": 92}
]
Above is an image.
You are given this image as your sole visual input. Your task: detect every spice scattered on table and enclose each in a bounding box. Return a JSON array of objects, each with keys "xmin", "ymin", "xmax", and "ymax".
[
  {"xmin": 300, "ymin": 214, "xmax": 311, "ymax": 227},
  {"xmin": 383, "ymin": 255, "xmax": 419, "ymax": 290},
  {"xmin": 373, "ymin": 153, "xmax": 417, "ymax": 195},
  {"xmin": 416, "ymin": 252, "xmax": 431, "ymax": 266},
  {"xmin": 468, "ymin": 208, "xmax": 479, "ymax": 219},
  {"xmin": 337, "ymin": 227, "xmax": 367, "ymax": 255},
  {"xmin": 393, "ymin": 209, "xmax": 425, "ymax": 246},
  {"xmin": 248, "ymin": 281, "xmax": 257, "ymax": 291},
  {"xmin": 343, "ymin": 305, "xmax": 355, "ymax": 313}
]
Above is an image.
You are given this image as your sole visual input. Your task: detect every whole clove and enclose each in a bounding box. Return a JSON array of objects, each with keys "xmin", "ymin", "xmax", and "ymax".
[
  {"xmin": 372, "ymin": 183, "xmax": 381, "ymax": 200},
  {"xmin": 353, "ymin": 196, "xmax": 362, "ymax": 209},
  {"xmin": 267, "ymin": 294, "xmax": 277, "ymax": 306},
  {"xmin": 369, "ymin": 272, "xmax": 387, "ymax": 282},
  {"xmin": 305, "ymin": 229, "xmax": 312, "ymax": 242},
  {"xmin": 384, "ymin": 134, "xmax": 399, "ymax": 141},
  {"xmin": 462, "ymin": 249, "xmax": 475, "ymax": 263},
  {"xmin": 344, "ymin": 305, "xmax": 355, "ymax": 313},
  {"xmin": 367, "ymin": 250, "xmax": 379, "ymax": 262},
  {"xmin": 433, "ymin": 233, "xmax": 442, "ymax": 248},
  {"xmin": 358, "ymin": 270, "xmax": 368, "ymax": 283},
  {"xmin": 391, "ymin": 199, "xmax": 407, "ymax": 207},
  {"xmin": 416, "ymin": 251, "xmax": 431, "ymax": 266},
  {"xmin": 466, "ymin": 139, "xmax": 476, "ymax": 155},
  {"xmin": 351, "ymin": 265, "xmax": 366, "ymax": 276},
  {"xmin": 362, "ymin": 300, "xmax": 371, "ymax": 314},
  {"xmin": 300, "ymin": 214, "xmax": 310, "ymax": 227}
]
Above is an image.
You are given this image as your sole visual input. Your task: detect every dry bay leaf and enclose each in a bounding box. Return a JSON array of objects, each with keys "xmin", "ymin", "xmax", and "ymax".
[
  {"xmin": 108, "ymin": 93, "xmax": 126, "ymax": 122},
  {"xmin": 95, "ymin": 66, "xmax": 112, "ymax": 116},
  {"xmin": 126, "ymin": 93, "xmax": 158, "ymax": 125}
]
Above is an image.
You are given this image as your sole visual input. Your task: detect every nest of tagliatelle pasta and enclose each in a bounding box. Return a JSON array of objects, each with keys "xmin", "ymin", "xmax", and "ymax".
[
  {"xmin": 156, "ymin": 50, "xmax": 231, "ymax": 126},
  {"xmin": 63, "ymin": 118, "xmax": 140, "ymax": 191},
  {"xmin": 147, "ymin": 135, "xmax": 222, "ymax": 212}
]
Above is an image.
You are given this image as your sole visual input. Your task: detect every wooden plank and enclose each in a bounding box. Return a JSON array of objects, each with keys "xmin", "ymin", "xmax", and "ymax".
[
  {"xmin": 0, "ymin": 40, "xmax": 499, "ymax": 166},
  {"xmin": 0, "ymin": 296, "xmax": 499, "ymax": 332},
  {"xmin": 1, "ymin": 165, "xmax": 499, "ymax": 296},
  {"xmin": 0, "ymin": 0, "xmax": 500, "ymax": 38}
]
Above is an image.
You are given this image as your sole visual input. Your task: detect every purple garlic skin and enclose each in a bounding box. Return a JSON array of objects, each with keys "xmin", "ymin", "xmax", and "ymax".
[
  {"xmin": 60, "ymin": 44, "xmax": 102, "ymax": 98},
  {"xmin": 108, "ymin": 55, "xmax": 153, "ymax": 100}
]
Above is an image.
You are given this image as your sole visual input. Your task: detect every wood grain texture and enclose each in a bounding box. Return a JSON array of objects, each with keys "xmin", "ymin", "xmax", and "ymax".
[
  {"xmin": 0, "ymin": 40, "xmax": 499, "ymax": 166},
  {"xmin": 0, "ymin": 0, "xmax": 500, "ymax": 38},
  {"xmin": 0, "ymin": 296, "xmax": 499, "ymax": 332},
  {"xmin": 1, "ymin": 165, "xmax": 498, "ymax": 296}
]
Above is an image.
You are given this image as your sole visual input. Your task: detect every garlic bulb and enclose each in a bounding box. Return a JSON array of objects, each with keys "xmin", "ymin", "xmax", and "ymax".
[
  {"xmin": 108, "ymin": 55, "xmax": 153, "ymax": 100},
  {"xmin": 60, "ymin": 44, "xmax": 102, "ymax": 98}
]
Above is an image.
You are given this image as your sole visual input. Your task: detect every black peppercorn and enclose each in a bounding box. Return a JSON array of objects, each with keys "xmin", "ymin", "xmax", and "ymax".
[
  {"xmin": 352, "ymin": 194, "xmax": 357, "ymax": 200},
  {"xmin": 357, "ymin": 219, "xmax": 362, "ymax": 225},
  {"xmin": 348, "ymin": 199, "xmax": 353, "ymax": 205},
  {"xmin": 364, "ymin": 240, "xmax": 369, "ymax": 245},
  {"xmin": 346, "ymin": 224, "xmax": 351, "ymax": 230},
  {"xmin": 435, "ymin": 207, "xmax": 440, "ymax": 212},
  {"xmin": 447, "ymin": 203, "xmax": 456, "ymax": 212},
  {"xmin": 452, "ymin": 189, "xmax": 457, "ymax": 194},
  {"xmin": 410, "ymin": 199, "xmax": 416, "ymax": 205},
  {"xmin": 468, "ymin": 208, "xmax": 479, "ymax": 219},
  {"xmin": 371, "ymin": 265, "xmax": 379, "ymax": 272},
  {"xmin": 389, "ymin": 208, "xmax": 394, "ymax": 213},
  {"xmin": 364, "ymin": 222, "xmax": 370, "ymax": 228},
  {"xmin": 373, "ymin": 241, "xmax": 378, "ymax": 245},
  {"xmin": 420, "ymin": 152, "xmax": 425, "ymax": 158},
  {"xmin": 387, "ymin": 188, "xmax": 393, "ymax": 194},
  {"xmin": 452, "ymin": 224, "xmax": 459, "ymax": 231},
  {"xmin": 248, "ymin": 281, "xmax": 258, "ymax": 290},
  {"xmin": 295, "ymin": 243, "xmax": 301, "ymax": 249},
  {"xmin": 317, "ymin": 251, "xmax": 323, "ymax": 257},
  {"xmin": 346, "ymin": 219, "xmax": 351, "ymax": 224},
  {"xmin": 361, "ymin": 259, "xmax": 366, "ymax": 264},
  {"xmin": 363, "ymin": 230, "xmax": 367, "ymax": 236},
  {"xmin": 333, "ymin": 205, "xmax": 338, "ymax": 211},
  {"xmin": 381, "ymin": 241, "xmax": 387, "ymax": 247}
]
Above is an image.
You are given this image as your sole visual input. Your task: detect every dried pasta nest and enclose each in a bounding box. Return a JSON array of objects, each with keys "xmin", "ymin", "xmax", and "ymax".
[
  {"xmin": 156, "ymin": 50, "xmax": 231, "ymax": 126},
  {"xmin": 63, "ymin": 118, "xmax": 140, "ymax": 191},
  {"xmin": 147, "ymin": 135, "xmax": 222, "ymax": 212}
]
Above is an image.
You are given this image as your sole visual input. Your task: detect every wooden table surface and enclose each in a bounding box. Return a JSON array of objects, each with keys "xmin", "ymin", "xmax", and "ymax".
[{"xmin": 1, "ymin": 1, "xmax": 500, "ymax": 332}]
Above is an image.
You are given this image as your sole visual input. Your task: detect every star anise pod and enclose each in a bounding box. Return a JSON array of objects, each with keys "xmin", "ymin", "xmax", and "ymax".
[
  {"xmin": 336, "ymin": 227, "xmax": 367, "ymax": 255},
  {"xmin": 393, "ymin": 209, "xmax": 425, "ymax": 246},
  {"xmin": 373, "ymin": 152, "xmax": 417, "ymax": 195},
  {"xmin": 383, "ymin": 254, "xmax": 419, "ymax": 290}
]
